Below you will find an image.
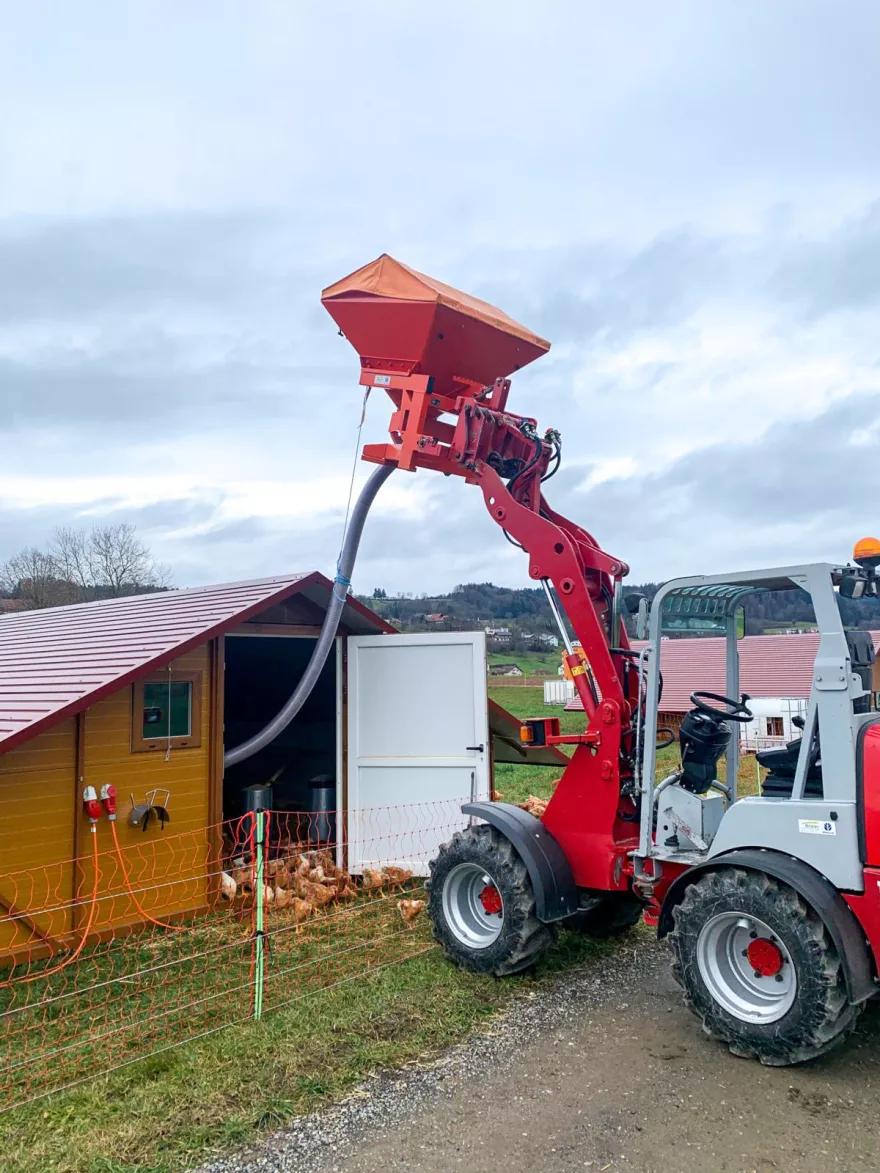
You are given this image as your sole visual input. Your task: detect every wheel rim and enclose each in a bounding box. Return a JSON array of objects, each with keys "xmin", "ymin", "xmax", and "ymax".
[
  {"xmin": 442, "ymin": 863, "xmax": 504, "ymax": 949},
  {"xmin": 696, "ymin": 912, "xmax": 797, "ymax": 1024}
]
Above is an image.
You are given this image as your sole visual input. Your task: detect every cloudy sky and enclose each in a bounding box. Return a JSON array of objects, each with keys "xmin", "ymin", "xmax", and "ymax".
[{"xmin": 2, "ymin": 2, "xmax": 879, "ymax": 596}]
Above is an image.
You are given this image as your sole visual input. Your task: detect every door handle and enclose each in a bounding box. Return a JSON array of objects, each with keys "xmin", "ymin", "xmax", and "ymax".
[{"xmin": 466, "ymin": 745, "xmax": 485, "ymax": 752}]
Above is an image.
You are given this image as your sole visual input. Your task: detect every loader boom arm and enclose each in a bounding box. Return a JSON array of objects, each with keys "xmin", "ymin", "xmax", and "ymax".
[
  {"xmin": 322, "ymin": 256, "xmax": 643, "ymax": 889},
  {"xmin": 359, "ymin": 369, "xmax": 633, "ymax": 729}
]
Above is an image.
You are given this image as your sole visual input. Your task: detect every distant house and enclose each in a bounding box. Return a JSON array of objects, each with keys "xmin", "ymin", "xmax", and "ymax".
[
  {"xmin": 489, "ymin": 663, "xmax": 523, "ymax": 677},
  {"xmin": 539, "ymin": 633, "xmax": 559, "ymax": 648},
  {"xmin": 484, "ymin": 626, "xmax": 510, "ymax": 636},
  {"xmin": 425, "ymin": 613, "xmax": 450, "ymax": 623}
]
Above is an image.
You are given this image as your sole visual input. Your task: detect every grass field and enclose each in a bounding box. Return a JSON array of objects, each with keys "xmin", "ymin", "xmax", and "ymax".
[
  {"xmin": 0, "ymin": 929, "xmax": 614, "ymax": 1173},
  {"xmin": 487, "ymin": 650, "xmax": 560, "ymax": 675},
  {"xmin": 491, "ymin": 686, "xmax": 762, "ymax": 802}
]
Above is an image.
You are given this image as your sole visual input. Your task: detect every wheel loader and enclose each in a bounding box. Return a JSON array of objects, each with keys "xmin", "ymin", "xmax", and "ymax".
[{"xmin": 322, "ymin": 254, "xmax": 880, "ymax": 1066}]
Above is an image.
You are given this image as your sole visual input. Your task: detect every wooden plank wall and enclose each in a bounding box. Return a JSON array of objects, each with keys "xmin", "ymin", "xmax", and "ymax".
[
  {"xmin": 0, "ymin": 719, "xmax": 77, "ymax": 951},
  {"xmin": 76, "ymin": 646, "xmax": 214, "ymax": 932}
]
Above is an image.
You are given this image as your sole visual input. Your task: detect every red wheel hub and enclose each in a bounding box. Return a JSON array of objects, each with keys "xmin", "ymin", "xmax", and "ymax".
[
  {"xmin": 746, "ymin": 937, "xmax": 784, "ymax": 977},
  {"xmin": 479, "ymin": 884, "xmax": 503, "ymax": 915}
]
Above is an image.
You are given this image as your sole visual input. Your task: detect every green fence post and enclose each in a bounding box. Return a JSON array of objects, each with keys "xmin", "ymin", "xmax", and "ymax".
[{"xmin": 253, "ymin": 809, "xmax": 266, "ymax": 1021}]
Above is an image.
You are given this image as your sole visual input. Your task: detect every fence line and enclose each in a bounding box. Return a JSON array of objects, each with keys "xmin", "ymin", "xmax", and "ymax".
[{"xmin": 0, "ymin": 799, "xmax": 467, "ymax": 1111}]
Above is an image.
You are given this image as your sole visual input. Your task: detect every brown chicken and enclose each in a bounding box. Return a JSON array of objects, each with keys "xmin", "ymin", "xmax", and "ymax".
[
  {"xmin": 273, "ymin": 886, "xmax": 292, "ymax": 910},
  {"xmin": 267, "ymin": 858, "xmax": 290, "ymax": 882},
  {"xmin": 291, "ymin": 898, "xmax": 314, "ymax": 927},
  {"xmin": 334, "ymin": 882, "xmax": 357, "ymax": 901},
  {"xmin": 396, "ymin": 899, "xmax": 425, "ymax": 928},
  {"xmin": 362, "ymin": 867, "xmax": 385, "ymax": 890},
  {"xmin": 382, "ymin": 866, "xmax": 414, "ymax": 889},
  {"xmin": 231, "ymin": 865, "xmax": 255, "ymax": 893},
  {"xmin": 299, "ymin": 881, "xmax": 336, "ymax": 908},
  {"xmin": 517, "ymin": 795, "xmax": 548, "ymax": 819}
]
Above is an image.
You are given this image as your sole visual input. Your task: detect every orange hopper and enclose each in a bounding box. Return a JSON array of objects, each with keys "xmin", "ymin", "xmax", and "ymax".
[{"xmin": 321, "ymin": 254, "xmax": 550, "ymax": 396}]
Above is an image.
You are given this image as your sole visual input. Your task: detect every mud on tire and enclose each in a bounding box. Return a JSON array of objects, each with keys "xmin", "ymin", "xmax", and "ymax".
[
  {"xmin": 427, "ymin": 824, "xmax": 555, "ymax": 976},
  {"xmin": 669, "ymin": 867, "xmax": 861, "ymax": 1066}
]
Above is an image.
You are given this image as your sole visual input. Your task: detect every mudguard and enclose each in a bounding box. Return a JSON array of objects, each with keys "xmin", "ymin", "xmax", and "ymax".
[
  {"xmin": 658, "ymin": 847, "xmax": 876, "ymax": 1005},
  {"xmin": 461, "ymin": 801, "xmax": 577, "ymax": 923}
]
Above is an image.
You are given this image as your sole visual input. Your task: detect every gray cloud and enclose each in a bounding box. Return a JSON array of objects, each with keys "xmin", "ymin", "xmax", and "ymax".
[
  {"xmin": 772, "ymin": 201, "xmax": 880, "ymax": 320},
  {"xmin": 1, "ymin": 2, "xmax": 880, "ymax": 594},
  {"xmin": 560, "ymin": 392, "xmax": 880, "ymax": 580}
]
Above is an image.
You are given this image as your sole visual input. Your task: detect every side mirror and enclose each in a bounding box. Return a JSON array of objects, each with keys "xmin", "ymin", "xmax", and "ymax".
[{"xmin": 840, "ymin": 571, "xmax": 868, "ymax": 599}]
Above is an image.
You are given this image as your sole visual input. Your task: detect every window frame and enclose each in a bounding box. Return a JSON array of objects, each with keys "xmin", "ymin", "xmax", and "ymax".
[{"xmin": 131, "ymin": 672, "xmax": 203, "ymax": 753}]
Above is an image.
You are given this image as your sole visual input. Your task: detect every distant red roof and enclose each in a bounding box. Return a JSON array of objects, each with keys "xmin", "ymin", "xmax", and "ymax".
[
  {"xmin": 0, "ymin": 573, "xmax": 391, "ymax": 753},
  {"xmin": 565, "ymin": 632, "xmax": 880, "ymax": 713}
]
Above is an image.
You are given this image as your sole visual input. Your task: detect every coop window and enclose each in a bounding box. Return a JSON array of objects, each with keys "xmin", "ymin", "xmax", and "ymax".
[
  {"xmin": 766, "ymin": 717, "xmax": 784, "ymax": 737},
  {"xmin": 132, "ymin": 673, "xmax": 202, "ymax": 752}
]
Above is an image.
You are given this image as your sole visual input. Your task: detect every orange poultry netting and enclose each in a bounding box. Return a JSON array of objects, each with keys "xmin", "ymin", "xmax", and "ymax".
[{"xmin": 0, "ymin": 800, "xmax": 467, "ymax": 1110}]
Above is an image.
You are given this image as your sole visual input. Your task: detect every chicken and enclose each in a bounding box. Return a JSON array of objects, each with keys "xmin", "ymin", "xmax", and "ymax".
[
  {"xmin": 231, "ymin": 865, "xmax": 255, "ymax": 893},
  {"xmin": 220, "ymin": 871, "xmax": 237, "ymax": 901},
  {"xmin": 517, "ymin": 795, "xmax": 548, "ymax": 819},
  {"xmin": 382, "ymin": 866, "xmax": 414, "ymax": 889},
  {"xmin": 334, "ymin": 882, "xmax": 357, "ymax": 901},
  {"xmin": 362, "ymin": 867, "xmax": 385, "ymax": 890},
  {"xmin": 295, "ymin": 880, "xmax": 336, "ymax": 908},
  {"xmin": 267, "ymin": 858, "xmax": 289, "ymax": 881},
  {"xmin": 273, "ymin": 886, "xmax": 292, "ymax": 910},
  {"xmin": 308, "ymin": 865, "xmax": 327, "ymax": 884},
  {"xmin": 263, "ymin": 884, "xmax": 275, "ymax": 905},
  {"xmin": 291, "ymin": 897, "xmax": 314, "ymax": 927},
  {"xmin": 396, "ymin": 899, "xmax": 425, "ymax": 928}
]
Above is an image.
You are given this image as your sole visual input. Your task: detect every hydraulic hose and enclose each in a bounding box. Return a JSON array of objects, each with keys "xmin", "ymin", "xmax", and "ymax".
[{"xmin": 224, "ymin": 462, "xmax": 395, "ymax": 769}]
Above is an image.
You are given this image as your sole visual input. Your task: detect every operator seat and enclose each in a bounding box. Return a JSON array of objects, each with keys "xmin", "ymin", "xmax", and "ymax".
[
  {"xmin": 758, "ymin": 719, "xmax": 822, "ymax": 798},
  {"xmin": 758, "ymin": 631, "xmax": 876, "ymax": 799}
]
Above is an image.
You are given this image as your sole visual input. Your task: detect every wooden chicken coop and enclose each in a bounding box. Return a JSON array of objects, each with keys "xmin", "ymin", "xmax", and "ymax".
[{"xmin": 0, "ymin": 574, "xmax": 566, "ymax": 958}]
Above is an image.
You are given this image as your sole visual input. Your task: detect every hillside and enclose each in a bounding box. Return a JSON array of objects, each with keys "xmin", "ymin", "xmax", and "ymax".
[{"xmin": 358, "ymin": 579, "xmax": 880, "ymax": 644}]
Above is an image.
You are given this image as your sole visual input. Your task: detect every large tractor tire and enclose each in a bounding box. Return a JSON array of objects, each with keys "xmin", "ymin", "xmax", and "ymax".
[
  {"xmin": 427, "ymin": 823, "xmax": 556, "ymax": 976},
  {"xmin": 566, "ymin": 891, "xmax": 646, "ymax": 938},
  {"xmin": 669, "ymin": 867, "xmax": 861, "ymax": 1066}
]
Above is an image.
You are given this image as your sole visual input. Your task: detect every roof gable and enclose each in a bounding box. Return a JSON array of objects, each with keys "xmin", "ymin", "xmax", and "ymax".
[{"xmin": 0, "ymin": 573, "xmax": 392, "ymax": 753}]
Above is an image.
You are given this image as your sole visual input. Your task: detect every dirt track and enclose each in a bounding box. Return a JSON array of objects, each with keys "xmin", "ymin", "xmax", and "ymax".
[{"xmin": 206, "ymin": 939, "xmax": 880, "ymax": 1173}]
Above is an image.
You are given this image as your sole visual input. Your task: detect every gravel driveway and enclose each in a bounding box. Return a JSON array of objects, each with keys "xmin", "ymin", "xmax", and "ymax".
[{"xmin": 198, "ymin": 937, "xmax": 880, "ymax": 1173}]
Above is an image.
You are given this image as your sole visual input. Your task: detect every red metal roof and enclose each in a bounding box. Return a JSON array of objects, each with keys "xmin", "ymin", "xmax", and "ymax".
[
  {"xmin": 0, "ymin": 573, "xmax": 391, "ymax": 753},
  {"xmin": 565, "ymin": 632, "xmax": 880, "ymax": 713}
]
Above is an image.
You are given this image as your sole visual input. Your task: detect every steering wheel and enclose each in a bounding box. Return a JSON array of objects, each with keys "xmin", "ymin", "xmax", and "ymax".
[{"xmin": 690, "ymin": 691, "xmax": 754, "ymax": 723}]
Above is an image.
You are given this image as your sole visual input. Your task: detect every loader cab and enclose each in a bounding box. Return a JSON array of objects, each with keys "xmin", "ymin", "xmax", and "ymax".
[{"xmin": 635, "ymin": 563, "xmax": 877, "ymax": 895}]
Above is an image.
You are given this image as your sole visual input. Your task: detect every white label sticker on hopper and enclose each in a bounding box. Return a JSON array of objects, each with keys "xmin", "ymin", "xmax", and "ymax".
[{"xmin": 798, "ymin": 819, "xmax": 836, "ymax": 836}]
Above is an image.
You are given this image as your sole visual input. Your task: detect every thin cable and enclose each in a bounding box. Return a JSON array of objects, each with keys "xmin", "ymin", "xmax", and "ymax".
[
  {"xmin": 0, "ymin": 830, "xmax": 101, "ymax": 988},
  {"xmin": 336, "ymin": 386, "xmax": 371, "ymax": 601}
]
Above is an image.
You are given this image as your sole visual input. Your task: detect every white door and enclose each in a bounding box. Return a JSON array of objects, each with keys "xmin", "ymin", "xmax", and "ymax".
[{"xmin": 346, "ymin": 632, "xmax": 490, "ymax": 875}]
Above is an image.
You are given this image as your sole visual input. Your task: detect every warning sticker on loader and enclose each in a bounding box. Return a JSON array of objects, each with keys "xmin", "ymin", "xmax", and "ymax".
[{"xmin": 798, "ymin": 819, "xmax": 836, "ymax": 836}]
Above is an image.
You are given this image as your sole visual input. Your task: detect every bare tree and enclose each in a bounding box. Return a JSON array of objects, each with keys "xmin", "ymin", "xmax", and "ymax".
[
  {"xmin": 1, "ymin": 524, "xmax": 171, "ymax": 609},
  {"xmin": 0, "ymin": 548, "xmax": 77, "ymax": 610},
  {"xmin": 88, "ymin": 523, "xmax": 170, "ymax": 596},
  {"xmin": 50, "ymin": 527, "xmax": 93, "ymax": 595}
]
